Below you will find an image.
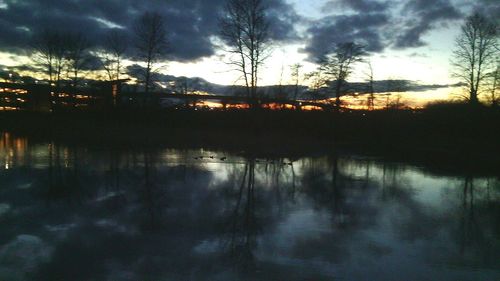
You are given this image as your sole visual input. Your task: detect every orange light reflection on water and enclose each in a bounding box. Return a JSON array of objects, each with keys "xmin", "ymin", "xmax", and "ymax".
[{"xmin": 0, "ymin": 132, "xmax": 28, "ymax": 170}]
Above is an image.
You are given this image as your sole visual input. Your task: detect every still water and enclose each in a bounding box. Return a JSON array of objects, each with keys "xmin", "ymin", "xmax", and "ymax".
[{"xmin": 0, "ymin": 133, "xmax": 498, "ymax": 281}]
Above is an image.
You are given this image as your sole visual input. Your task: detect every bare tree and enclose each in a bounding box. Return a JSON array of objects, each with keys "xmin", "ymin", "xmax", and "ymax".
[
  {"xmin": 452, "ymin": 12, "xmax": 498, "ymax": 104},
  {"xmin": 134, "ymin": 12, "xmax": 168, "ymax": 94},
  {"xmin": 304, "ymin": 68, "xmax": 328, "ymax": 100},
  {"xmin": 100, "ymin": 30, "xmax": 128, "ymax": 81},
  {"xmin": 365, "ymin": 60, "xmax": 375, "ymax": 110},
  {"xmin": 384, "ymin": 79, "xmax": 408, "ymax": 110},
  {"xmin": 488, "ymin": 64, "xmax": 499, "ymax": 106},
  {"xmin": 175, "ymin": 77, "xmax": 189, "ymax": 95},
  {"xmin": 65, "ymin": 32, "xmax": 91, "ymax": 88},
  {"xmin": 33, "ymin": 30, "xmax": 67, "ymax": 87},
  {"xmin": 291, "ymin": 63, "xmax": 303, "ymax": 101},
  {"xmin": 32, "ymin": 29, "xmax": 68, "ymax": 107},
  {"xmin": 219, "ymin": 0, "xmax": 270, "ymax": 105},
  {"xmin": 277, "ymin": 63, "xmax": 285, "ymax": 100},
  {"xmin": 319, "ymin": 42, "xmax": 366, "ymax": 109},
  {"xmin": 32, "ymin": 31, "xmax": 55, "ymax": 86}
]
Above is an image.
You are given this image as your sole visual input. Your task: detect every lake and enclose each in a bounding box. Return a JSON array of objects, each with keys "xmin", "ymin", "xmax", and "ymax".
[{"xmin": 0, "ymin": 132, "xmax": 498, "ymax": 281}]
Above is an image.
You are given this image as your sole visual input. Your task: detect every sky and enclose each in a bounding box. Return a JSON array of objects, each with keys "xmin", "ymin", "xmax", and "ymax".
[{"xmin": 0, "ymin": 0, "xmax": 498, "ymax": 103}]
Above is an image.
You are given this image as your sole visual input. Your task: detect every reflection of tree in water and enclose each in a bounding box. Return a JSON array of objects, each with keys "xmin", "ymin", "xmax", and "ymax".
[
  {"xmin": 259, "ymin": 157, "xmax": 297, "ymax": 206},
  {"xmin": 139, "ymin": 150, "xmax": 168, "ymax": 231},
  {"xmin": 459, "ymin": 176, "xmax": 481, "ymax": 253},
  {"xmin": 294, "ymin": 154, "xmax": 461, "ymax": 269},
  {"xmin": 42, "ymin": 142, "xmax": 86, "ymax": 204},
  {"xmin": 301, "ymin": 153, "xmax": 382, "ymax": 229},
  {"xmin": 218, "ymin": 157, "xmax": 299, "ymax": 277},
  {"xmin": 379, "ymin": 162, "xmax": 439, "ymax": 236},
  {"xmin": 380, "ymin": 160, "xmax": 413, "ymax": 200},
  {"xmin": 300, "ymin": 156, "xmax": 334, "ymax": 205},
  {"xmin": 104, "ymin": 148, "xmax": 121, "ymax": 190},
  {"xmin": 223, "ymin": 159, "xmax": 259, "ymax": 274},
  {"xmin": 29, "ymin": 148, "xmax": 214, "ymax": 281},
  {"xmin": 451, "ymin": 176, "xmax": 500, "ymax": 267}
]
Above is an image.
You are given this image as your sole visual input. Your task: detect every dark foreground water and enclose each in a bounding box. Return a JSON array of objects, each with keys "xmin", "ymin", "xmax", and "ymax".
[{"xmin": 0, "ymin": 133, "xmax": 499, "ymax": 281}]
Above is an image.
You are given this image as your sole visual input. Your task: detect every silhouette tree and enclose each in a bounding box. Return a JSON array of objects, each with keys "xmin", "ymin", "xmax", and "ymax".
[
  {"xmin": 175, "ymin": 77, "xmax": 190, "ymax": 95},
  {"xmin": 318, "ymin": 42, "xmax": 366, "ymax": 109},
  {"xmin": 364, "ymin": 60, "xmax": 375, "ymax": 110},
  {"xmin": 134, "ymin": 12, "xmax": 168, "ymax": 94},
  {"xmin": 65, "ymin": 32, "xmax": 91, "ymax": 88},
  {"xmin": 291, "ymin": 63, "xmax": 303, "ymax": 101},
  {"xmin": 32, "ymin": 30, "xmax": 68, "ymax": 107},
  {"xmin": 452, "ymin": 12, "xmax": 498, "ymax": 104},
  {"xmin": 488, "ymin": 64, "xmax": 499, "ymax": 106},
  {"xmin": 219, "ymin": 0, "xmax": 270, "ymax": 106},
  {"xmin": 384, "ymin": 79, "xmax": 408, "ymax": 110},
  {"xmin": 305, "ymin": 69, "xmax": 327, "ymax": 99},
  {"xmin": 100, "ymin": 30, "xmax": 128, "ymax": 81}
]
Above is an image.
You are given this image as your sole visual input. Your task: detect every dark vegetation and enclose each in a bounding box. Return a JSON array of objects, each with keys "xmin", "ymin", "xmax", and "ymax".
[{"xmin": 1, "ymin": 102, "xmax": 499, "ymax": 175}]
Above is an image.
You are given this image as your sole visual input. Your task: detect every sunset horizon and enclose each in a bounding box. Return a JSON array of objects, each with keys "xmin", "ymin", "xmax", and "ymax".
[{"xmin": 0, "ymin": 0, "xmax": 498, "ymax": 107}]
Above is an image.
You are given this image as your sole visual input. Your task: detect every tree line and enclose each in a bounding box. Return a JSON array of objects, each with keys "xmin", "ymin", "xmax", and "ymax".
[
  {"xmin": 32, "ymin": 12, "xmax": 167, "ymax": 96},
  {"xmin": 220, "ymin": 2, "xmax": 499, "ymax": 108},
  {"xmin": 24, "ymin": 0, "xmax": 500, "ymax": 108}
]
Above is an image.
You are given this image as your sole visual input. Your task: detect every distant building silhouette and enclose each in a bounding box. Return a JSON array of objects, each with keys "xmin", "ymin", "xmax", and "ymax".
[{"xmin": 0, "ymin": 79, "xmax": 130, "ymax": 111}]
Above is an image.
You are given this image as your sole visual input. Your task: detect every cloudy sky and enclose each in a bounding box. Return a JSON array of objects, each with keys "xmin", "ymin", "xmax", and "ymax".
[{"xmin": 0, "ymin": 0, "xmax": 498, "ymax": 93}]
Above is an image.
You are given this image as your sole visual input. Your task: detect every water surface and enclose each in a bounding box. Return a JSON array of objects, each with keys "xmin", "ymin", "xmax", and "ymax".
[{"xmin": 0, "ymin": 133, "xmax": 499, "ymax": 280}]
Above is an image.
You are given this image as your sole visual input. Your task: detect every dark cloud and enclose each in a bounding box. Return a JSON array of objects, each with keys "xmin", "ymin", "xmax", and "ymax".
[
  {"xmin": 393, "ymin": 0, "xmax": 462, "ymax": 48},
  {"xmin": 0, "ymin": 64, "xmax": 42, "ymax": 83},
  {"xmin": 266, "ymin": 0, "xmax": 304, "ymax": 42},
  {"xmin": 475, "ymin": 0, "xmax": 500, "ymax": 25},
  {"xmin": 303, "ymin": 13, "xmax": 389, "ymax": 61},
  {"xmin": 0, "ymin": 0, "xmax": 300, "ymax": 62},
  {"xmin": 325, "ymin": 0, "xmax": 390, "ymax": 13},
  {"xmin": 310, "ymin": 80, "xmax": 461, "ymax": 99},
  {"xmin": 0, "ymin": 0, "xmax": 490, "ymax": 69},
  {"xmin": 303, "ymin": 0, "xmax": 464, "ymax": 60},
  {"xmin": 126, "ymin": 64, "xmax": 150, "ymax": 84}
]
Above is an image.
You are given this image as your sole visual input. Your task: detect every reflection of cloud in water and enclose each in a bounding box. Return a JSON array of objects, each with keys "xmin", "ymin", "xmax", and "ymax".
[
  {"xmin": 192, "ymin": 239, "xmax": 220, "ymax": 255},
  {"xmin": 0, "ymin": 235, "xmax": 53, "ymax": 280},
  {"xmin": 0, "ymin": 203, "xmax": 10, "ymax": 217},
  {"xmin": 270, "ymin": 209, "xmax": 332, "ymax": 246}
]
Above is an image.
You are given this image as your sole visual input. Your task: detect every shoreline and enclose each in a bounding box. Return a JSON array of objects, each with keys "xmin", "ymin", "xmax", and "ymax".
[{"xmin": 1, "ymin": 108, "xmax": 499, "ymax": 176}]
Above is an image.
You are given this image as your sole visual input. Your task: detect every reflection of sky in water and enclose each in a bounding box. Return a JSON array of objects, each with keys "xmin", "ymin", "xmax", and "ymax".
[{"xmin": 0, "ymin": 133, "xmax": 499, "ymax": 281}]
